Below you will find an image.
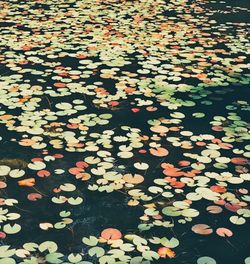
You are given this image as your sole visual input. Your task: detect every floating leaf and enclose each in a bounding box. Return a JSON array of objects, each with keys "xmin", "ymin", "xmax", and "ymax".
[
  {"xmin": 229, "ymin": 216, "xmax": 246, "ymax": 225},
  {"xmin": 3, "ymin": 224, "xmax": 21, "ymax": 234},
  {"xmin": 101, "ymin": 228, "xmax": 122, "ymax": 240},
  {"xmin": 68, "ymin": 253, "xmax": 82, "ymax": 263},
  {"xmin": 142, "ymin": 250, "xmax": 159, "ymax": 261},
  {"xmin": 162, "ymin": 206, "xmax": 182, "ymax": 217},
  {"xmin": 68, "ymin": 197, "xmax": 83, "ymax": 205},
  {"xmin": 192, "ymin": 224, "xmax": 213, "ymax": 235},
  {"xmin": 88, "ymin": 247, "xmax": 105, "ymax": 257},
  {"xmin": 197, "ymin": 256, "xmax": 216, "ymax": 264},
  {"xmin": 0, "ymin": 246, "xmax": 15, "ymax": 258},
  {"xmin": 82, "ymin": 236, "xmax": 98, "ymax": 246},
  {"xmin": 45, "ymin": 253, "xmax": 64, "ymax": 264},
  {"xmin": 39, "ymin": 241, "xmax": 58, "ymax": 253},
  {"xmin": 161, "ymin": 237, "xmax": 179, "ymax": 248},
  {"xmin": 216, "ymin": 228, "xmax": 233, "ymax": 237}
]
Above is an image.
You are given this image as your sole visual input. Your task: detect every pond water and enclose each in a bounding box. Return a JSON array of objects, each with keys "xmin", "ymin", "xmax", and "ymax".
[{"xmin": 0, "ymin": 0, "xmax": 249, "ymax": 263}]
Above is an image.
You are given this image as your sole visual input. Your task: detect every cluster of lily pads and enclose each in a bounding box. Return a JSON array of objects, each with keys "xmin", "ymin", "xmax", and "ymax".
[{"xmin": 0, "ymin": 0, "xmax": 249, "ymax": 263}]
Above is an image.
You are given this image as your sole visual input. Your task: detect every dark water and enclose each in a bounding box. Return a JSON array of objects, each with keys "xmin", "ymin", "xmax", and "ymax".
[{"xmin": 0, "ymin": 0, "xmax": 249, "ymax": 263}]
